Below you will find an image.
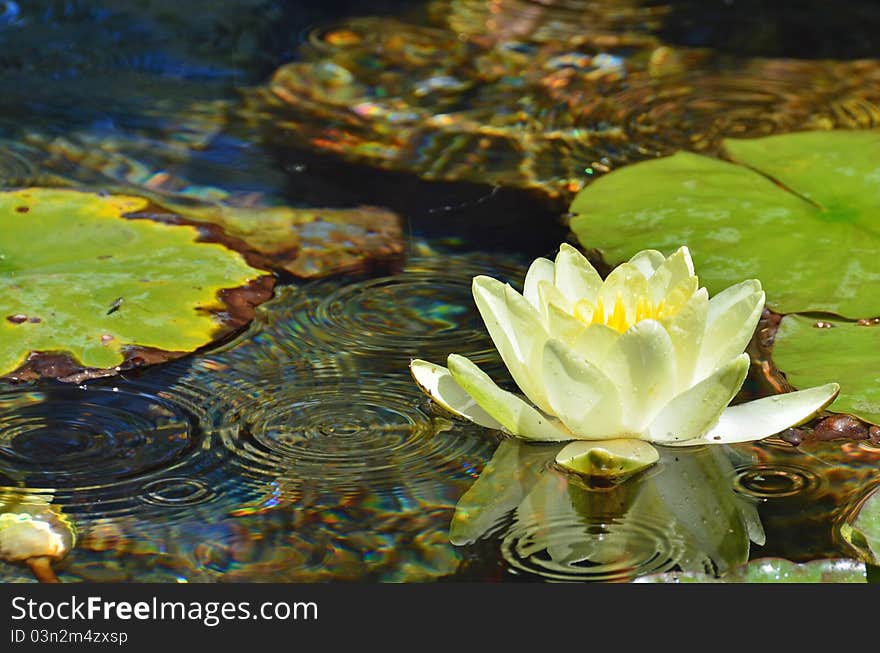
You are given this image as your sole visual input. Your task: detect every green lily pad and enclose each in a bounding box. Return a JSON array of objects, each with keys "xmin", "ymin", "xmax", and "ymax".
[
  {"xmin": 0, "ymin": 188, "xmax": 273, "ymax": 382},
  {"xmin": 772, "ymin": 315, "xmax": 880, "ymax": 425},
  {"xmin": 634, "ymin": 557, "xmax": 867, "ymax": 583},
  {"xmin": 840, "ymin": 484, "xmax": 880, "ymax": 564},
  {"xmin": 569, "ymin": 130, "xmax": 880, "ymax": 318}
]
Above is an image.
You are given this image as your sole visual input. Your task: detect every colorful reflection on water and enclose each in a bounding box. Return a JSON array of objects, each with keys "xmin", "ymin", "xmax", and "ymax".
[{"xmin": 1, "ymin": 0, "xmax": 879, "ymax": 582}]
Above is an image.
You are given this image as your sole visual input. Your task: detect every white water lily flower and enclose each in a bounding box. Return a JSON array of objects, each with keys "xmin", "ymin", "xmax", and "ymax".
[{"xmin": 410, "ymin": 243, "xmax": 839, "ymax": 474}]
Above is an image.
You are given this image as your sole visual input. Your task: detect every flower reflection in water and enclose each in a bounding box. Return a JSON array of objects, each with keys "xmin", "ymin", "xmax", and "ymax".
[{"xmin": 451, "ymin": 438, "xmax": 764, "ymax": 581}]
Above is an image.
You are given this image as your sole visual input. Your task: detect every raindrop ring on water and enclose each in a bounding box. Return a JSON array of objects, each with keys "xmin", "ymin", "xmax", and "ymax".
[
  {"xmin": 139, "ymin": 477, "xmax": 217, "ymax": 507},
  {"xmin": 0, "ymin": 385, "xmax": 197, "ymax": 488},
  {"xmin": 242, "ymin": 253, "xmax": 528, "ymax": 373},
  {"xmin": 213, "ymin": 366, "xmax": 495, "ymax": 490},
  {"xmin": 733, "ymin": 464, "xmax": 821, "ymax": 499},
  {"xmin": 501, "ymin": 513, "xmax": 685, "ymax": 583}
]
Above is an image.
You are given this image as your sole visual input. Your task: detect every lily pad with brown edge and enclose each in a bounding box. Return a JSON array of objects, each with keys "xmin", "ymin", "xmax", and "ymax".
[
  {"xmin": 19, "ymin": 132, "xmax": 405, "ymax": 279},
  {"xmin": 0, "ymin": 188, "xmax": 274, "ymax": 382},
  {"xmin": 167, "ymin": 202, "xmax": 405, "ymax": 279},
  {"xmin": 569, "ymin": 129, "xmax": 880, "ymax": 318},
  {"xmin": 771, "ymin": 314, "xmax": 880, "ymax": 426}
]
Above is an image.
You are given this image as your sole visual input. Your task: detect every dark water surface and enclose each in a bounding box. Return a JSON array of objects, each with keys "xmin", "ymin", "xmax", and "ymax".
[{"xmin": 1, "ymin": 0, "xmax": 879, "ymax": 582}]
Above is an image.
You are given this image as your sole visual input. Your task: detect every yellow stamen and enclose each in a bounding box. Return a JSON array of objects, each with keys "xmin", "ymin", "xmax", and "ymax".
[
  {"xmin": 573, "ymin": 291, "xmax": 680, "ymax": 334},
  {"xmin": 607, "ymin": 294, "xmax": 628, "ymax": 333}
]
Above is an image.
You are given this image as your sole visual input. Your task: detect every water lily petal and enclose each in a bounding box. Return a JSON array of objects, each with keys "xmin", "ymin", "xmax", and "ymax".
[
  {"xmin": 707, "ymin": 278, "xmax": 763, "ymax": 321},
  {"xmin": 554, "ymin": 243, "xmax": 603, "ymax": 304},
  {"xmin": 665, "ymin": 382, "xmax": 841, "ymax": 446},
  {"xmin": 647, "ymin": 353, "xmax": 750, "ymax": 443},
  {"xmin": 660, "ymin": 287, "xmax": 709, "ymax": 390},
  {"xmin": 661, "ymin": 276, "xmax": 700, "ymax": 317},
  {"xmin": 537, "ymin": 280, "xmax": 572, "ymax": 324},
  {"xmin": 648, "ymin": 246, "xmax": 695, "ymax": 302},
  {"xmin": 472, "ymin": 276, "xmax": 553, "ymax": 413},
  {"xmin": 592, "ymin": 263, "xmax": 655, "ymax": 332},
  {"xmin": 603, "ymin": 319, "xmax": 677, "ymax": 431},
  {"xmin": 627, "ymin": 249, "xmax": 666, "ymax": 279},
  {"xmin": 523, "ymin": 257, "xmax": 555, "ymax": 311},
  {"xmin": 545, "ymin": 300, "xmax": 587, "ymax": 342},
  {"xmin": 447, "ymin": 354, "xmax": 572, "ymax": 441},
  {"xmin": 409, "ymin": 359, "xmax": 504, "ymax": 429},
  {"xmin": 555, "ymin": 439, "xmax": 659, "ymax": 478},
  {"xmin": 696, "ymin": 280, "xmax": 764, "ymax": 381},
  {"xmin": 546, "ymin": 303, "xmax": 619, "ymax": 365},
  {"xmin": 542, "ymin": 338, "xmax": 625, "ymax": 438}
]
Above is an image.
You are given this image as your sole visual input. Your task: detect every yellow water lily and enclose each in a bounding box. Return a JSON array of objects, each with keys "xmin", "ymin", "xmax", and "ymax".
[{"xmin": 410, "ymin": 244, "xmax": 839, "ymax": 474}]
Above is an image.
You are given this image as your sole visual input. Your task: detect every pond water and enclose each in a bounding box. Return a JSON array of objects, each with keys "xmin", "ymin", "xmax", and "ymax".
[{"xmin": 1, "ymin": 0, "xmax": 879, "ymax": 583}]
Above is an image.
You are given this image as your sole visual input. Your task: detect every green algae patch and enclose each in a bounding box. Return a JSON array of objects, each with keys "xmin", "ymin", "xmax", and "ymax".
[
  {"xmin": 569, "ymin": 130, "xmax": 880, "ymax": 318},
  {"xmin": 772, "ymin": 315, "xmax": 880, "ymax": 425},
  {"xmin": 0, "ymin": 188, "xmax": 274, "ymax": 382}
]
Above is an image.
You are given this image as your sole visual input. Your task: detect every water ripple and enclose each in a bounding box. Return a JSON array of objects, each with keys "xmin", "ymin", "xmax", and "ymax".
[
  {"xmin": 501, "ymin": 512, "xmax": 684, "ymax": 582},
  {"xmin": 0, "ymin": 143, "xmax": 42, "ymax": 186},
  {"xmin": 436, "ymin": 0, "xmax": 667, "ymax": 46},
  {"xmin": 0, "ymin": 369, "xmax": 247, "ymax": 520},
  {"xmin": 733, "ymin": 463, "xmax": 822, "ymax": 499},
  {"xmin": 610, "ymin": 59, "xmax": 880, "ymax": 156},
  {"xmin": 227, "ymin": 253, "xmax": 527, "ymax": 374},
  {"xmin": 212, "ymin": 363, "xmax": 495, "ymax": 493}
]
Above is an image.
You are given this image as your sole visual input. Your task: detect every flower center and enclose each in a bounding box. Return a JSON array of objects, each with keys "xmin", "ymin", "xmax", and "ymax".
[{"xmin": 573, "ymin": 293, "xmax": 671, "ymax": 334}]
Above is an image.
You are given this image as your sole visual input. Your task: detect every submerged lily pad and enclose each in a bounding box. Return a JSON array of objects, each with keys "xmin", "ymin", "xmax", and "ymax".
[
  {"xmin": 0, "ymin": 188, "xmax": 273, "ymax": 382},
  {"xmin": 772, "ymin": 315, "xmax": 880, "ymax": 425},
  {"xmin": 173, "ymin": 202, "xmax": 404, "ymax": 279},
  {"xmin": 569, "ymin": 130, "xmax": 880, "ymax": 318}
]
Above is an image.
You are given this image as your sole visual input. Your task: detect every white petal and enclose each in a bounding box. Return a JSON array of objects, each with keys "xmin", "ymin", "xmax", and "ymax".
[
  {"xmin": 409, "ymin": 359, "xmax": 504, "ymax": 429},
  {"xmin": 669, "ymin": 382, "xmax": 841, "ymax": 446},
  {"xmin": 707, "ymin": 279, "xmax": 762, "ymax": 322},
  {"xmin": 661, "ymin": 287, "xmax": 709, "ymax": 390},
  {"xmin": 696, "ymin": 280, "xmax": 764, "ymax": 381},
  {"xmin": 554, "ymin": 243, "xmax": 603, "ymax": 304},
  {"xmin": 537, "ymin": 280, "xmax": 572, "ymax": 323},
  {"xmin": 555, "ymin": 439, "xmax": 659, "ymax": 478},
  {"xmin": 602, "ymin": 319, "xmax": 677, "ymax": 432},
  {"xmin": 626, "ymin": 249, "xmax": 666, "ymax": 279},
  {"xmin": 647, "ymin": 353, "xmax": 749, "ymax": 443},
  {"xmin": 523, "ymin": 257, "xmax": 555, "ymax": 311},
  {"xmin": 648, "ymin": 246, "xmax": 695, "ymax": 301},
  {"xmin": 447, "ymin": 354, "xmax": 573, "ymax": 441},
  {"xmin": 472, "ymin": 276, "xmax": 553, "ymax": 413},
  {"xmin": 542, "ymin": 338, "xmax": 625, "ymax": 438},
  {"xmin": 597, "ymin": 261, "xmax": 651, "ymax": 314},
  {"xmin": 546, "ymin": 304, "xmax": 619, "ymax": 365}
]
